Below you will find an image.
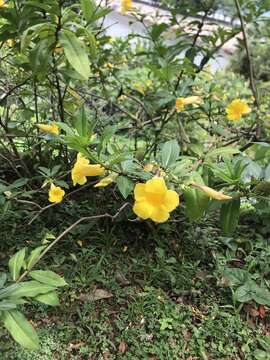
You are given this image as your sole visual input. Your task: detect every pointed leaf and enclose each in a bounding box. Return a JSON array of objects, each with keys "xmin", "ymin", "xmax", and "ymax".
[
  {"xmin": 9, "ymin": 248, "xmax": 26, "ymax": 281},
  {"xmin": 29, "ymin": 270, "xmax": 67, "ymax": 287},
  {"xmin": 220, "ymin": 199, "xmax": 240, "ymax": 235},
  {"xmin": 9, "ymin": 281, "xmax": 56, "ymax": 298},
  {"xmin": 2, "ymin": 310, "xmax": 39, "ymax": 350},
  {"xmin": 161, "ymin": 140, "xmax": 180, "ymax": 168},
  {"xmin": 35, "ymin": 291, "xmax": 60, "ymax": 306},
  {"xmin": 27, "ymin": 246, "xmax": 46, "ymax": 270},
  {"xmin": 116, "ymin": 176, "xmax": 134, "ymax": 199},
  {"xmin": 59, "ymin": 29, "xmax": 90, "ymax": 80}
]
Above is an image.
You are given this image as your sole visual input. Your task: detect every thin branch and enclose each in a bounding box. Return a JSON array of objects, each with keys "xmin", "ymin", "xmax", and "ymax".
[{"xmin": 18, "ymin": 203, "xmax": 130, "ymax": 282}]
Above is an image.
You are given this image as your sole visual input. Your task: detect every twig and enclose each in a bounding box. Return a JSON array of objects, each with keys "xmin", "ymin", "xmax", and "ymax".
[
  {"xmin": 17, "ymin": 203, "xmax": 130, "ymax": 282},
  {"xmin": 27, "ymin": 181, "xmax": 99, "ymax": 225}
]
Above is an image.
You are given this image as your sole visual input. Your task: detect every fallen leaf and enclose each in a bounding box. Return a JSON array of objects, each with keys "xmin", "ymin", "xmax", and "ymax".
[
  {"xmin": 79, "ymin": 289, "xmax": 113, "ymax": 302},
  {"xmin": 244, "ymin": 305, "xmax": 259, "ymax": 317},
  {"xmin": 118, "ymin": 341, "xmax": 127, "ymax": 353},
  {"xmin": 103, "ymin": 352, "xmax": 110, "ymax": 360},
  {"xmin": 259, "ymin": 305, "xmax": 266, "ymax": 319}
]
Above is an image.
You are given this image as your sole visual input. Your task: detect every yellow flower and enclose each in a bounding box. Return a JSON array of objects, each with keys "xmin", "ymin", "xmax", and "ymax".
[
  {"xmin": 6, "ymin": 39, "xmax": 15, "ymax": 47},
  {"xmin": 94, "ymin": 175, "xmax": 115, "ymax": 188},
  {"xmin": 37, "ymin": 122, "xmax": 60, "ymax": 135},
  {"xmin": 71, "ymin": 153, "xmax": 105, "ymax": 186},
  {"xmin": 192, "ymin": 183, "xmax": 232, "ymax": 200},
  {"xmin": 133, "ymin": 177, "xmax": 179, "ymax": 223},
  {"xmin": 226, "ymin": 99, "xmax": 251, "ymax": 121},
  {"xmin": 48, "ymin": 183, "xmax": 65, "ymax": 203},
  {"xmin": 0, "ymin": 0, "xmax": 5, "ymax": 7},
  {"xmin": 121, "ymin": 0, "xmax": 132, "ymax": 13},
  {"xmin": 106, "ymin": 62, "xmax": 114, "ymax": 69},
  {"xmin": 175, "ymin": 96, "xmax": 202, "ymax": 112}
]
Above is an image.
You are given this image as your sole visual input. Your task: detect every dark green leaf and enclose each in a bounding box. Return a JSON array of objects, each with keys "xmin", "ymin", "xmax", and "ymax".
[
  {"xmin": 161, "ymin": 140, "xmax": 180, "ymax": 169},
  {"xmin": 59, "ymin": 29, "xmax": 90, "ymax": 80},
  {"xmin": 220, "ymin": 199, "xmax": 240, "ymax": 235},
  {"xmin": 116, "ymin": 176, "xmax": 134, "ymax": 199}
]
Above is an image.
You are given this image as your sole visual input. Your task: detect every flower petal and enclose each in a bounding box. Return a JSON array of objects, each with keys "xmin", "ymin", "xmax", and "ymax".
[
  {"xmin": 145, "ymin": 178, "xmax": 166, "ymax": 195},
  {"xmin": 150, "ymin": 208, "xmax": 170, "ymax": 223},
  {"xmin": 83, "ymin": 164, "xmax": 105, "ymax": 177},
  {"xmin": 134, "ymin": 183, "xmax": 146, "ymax": 201},
  {"xmin": 163, "ymin": 190, "xmax": 179, "ymax": 212},
  {"xmin": 133, "ymin": 201, "xmax": 153, "ymax": 219}
]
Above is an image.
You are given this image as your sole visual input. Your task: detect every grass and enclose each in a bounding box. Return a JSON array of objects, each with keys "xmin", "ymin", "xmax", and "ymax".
[{"xmin": 0, "ymin": 196, "xmax": 270, "ymax": 359}]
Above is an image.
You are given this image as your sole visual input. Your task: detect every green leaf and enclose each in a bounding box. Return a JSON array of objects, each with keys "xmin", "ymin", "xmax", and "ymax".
[
  {"xmin": 264, "ymin": 163, "xmax": 270, "ymax": 181},
  {"xmin": 29, "ymin": 270, "xmax": 67, "ymax": 287},
  {"xmin": 223, "ymin": 268, "xmax": 249, "ymax": 287},
  {"xmin": 183, "ymin": 174, "xmax": 209, "ymax": 221},
  {"xmin": 74, "ymin": 107, "xmax": 90, "ymax": 137},
  {"xmin": 35, "ymin": 291, "xmax": 60, "ymax": 306},
  {"xmin": 254, "ymin": 350, "xmax": 270, "ymax": 360},
  {"xmin": 59, "ymin": 29, "xmax": 90, "ymax": 80},
  {"xmin": 205, "ymin": 147, "xmax": 240, "ymax": 159},
  {"xmin": 2, "ymin": 310, "xmax": 39, "ymax": 350},
  {"xmin": 161, "ymin": 140, "xmax": 180, "ymax": 168},
  {"xmin": 0, "ymin": 273, "xmax": 7, "ymax": 288},
  {"xmin": 9, "ymin": 248, "xmax": 26, "ymax": 281},
  {"xmin": 80, "ymin": 0, "xmax": 95, "ymax": 22},
  {"xmin": 220, "ymin": 199, "xmax": 240, "ymax": 235},
  {"xmin": 0, "ymin": 300, "xmax": 18, "ymax": 310},
  {"xmin": 253, "ymin": 286, "xmax": 270, "ymax": 306},
  {"xmin": 116, "ymin": 176, "xmax": 134, "ymax": 199},
  {"xmin": 27, "ymin": 246, "xmax": 46, "ymax": 270},
  {"xmin": 9, "ymin": 281, "xmax": 56, "ymax": 298},
  {"xmin": 0, "ymin": 284, "xmax": 20, "ymax": 300},
  {"xmin": 235, "ymin": 284, "xmax": 254, "ymax": 303}
]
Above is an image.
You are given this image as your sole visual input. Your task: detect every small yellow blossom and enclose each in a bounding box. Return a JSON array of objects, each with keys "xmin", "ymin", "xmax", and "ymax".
[
  {"xmin": 133, "ymin": 177, "xmax": 179, "ymax": 223},
  {"xmin": 37, "ymin": 122, "xmax": 60, "ymax": 135},
  {"xmin": 192, "ymin": 183, "xmax": 232, "ymax": 200},
  {"xmin": 6, "ymin": 39, "xmax": 15, "ymax": 47},
  {"xmin": 106, "ymin": 62, "xmax": 114, "ymax": 69},
  {"xmin": 121, "ymin": 0, "xmax": 132, "ymax": 14},
  {"xmin": 226, "ymin": 99, "xmax": 251, "ymax": 121},
  {"xmin": 71, "ymin": 153, "xmax": 105, "ymax": 186},
  {"xmin": 175, "ymin": 96, "xmax": 202, "ymax": 112},
  {"xmin": 48, "ymin": 183, "xmax": 65, "ymax": 203},
  {"xmin": 94, "ymin": 175, "xmax": 115, "ymax": 188},
  {"xmin": 0, "ymin": 0, "xmax": 5, "ymax": 7},
  {"xmin": 117, "ymin": 94, "xmax": 127, "ymax": 102}
]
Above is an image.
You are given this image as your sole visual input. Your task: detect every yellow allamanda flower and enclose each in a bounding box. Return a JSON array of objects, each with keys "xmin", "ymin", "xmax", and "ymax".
[
  {"xmin": 133, "ymin": 177, "xmax": 179, "ymax": 223},
  {"xmin": 37, "ymin": 122, "xmax": 60, "ymax": 135},
  {"xmin": 6, "ymin": 39, "xmax": 15, "ymax": 47},
  {"xmin": 48, "ymin": 183, "xmax": 65, "ymax": 203},
  {"xmin": 226, "ymin": 99, "xmax": 251, "ymax": 121},
  {"xmin": 175, "ymin": 96, "xmax": 202, "ymax": 113},
  {"xmin": 71, "ymin": 153, "xmax": 105, "ymax": 186},
  {"xmin": 94, "ymin": 175, "xmax": 115, "ymax": 188},
  {"xmin": 192, "ymin": 183, "xmax": 232, "ymax": 200},
  {"xmin": 121, "ymin": 0, "xmax": 132, "ymax": 14}
]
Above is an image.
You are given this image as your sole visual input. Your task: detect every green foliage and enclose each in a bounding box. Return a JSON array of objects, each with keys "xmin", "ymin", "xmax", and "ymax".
[{"xmin": 0, "ymin": 0, "xmax": 270, "ymax": 352}]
